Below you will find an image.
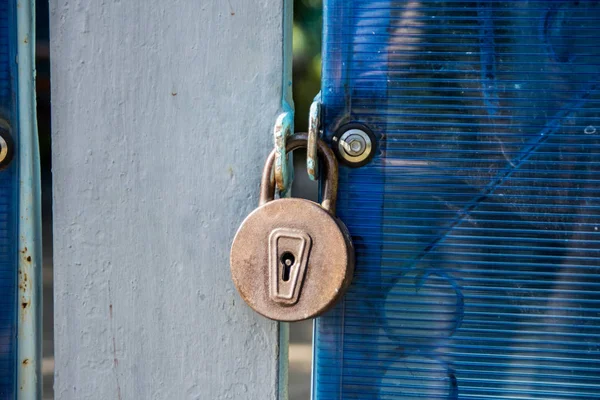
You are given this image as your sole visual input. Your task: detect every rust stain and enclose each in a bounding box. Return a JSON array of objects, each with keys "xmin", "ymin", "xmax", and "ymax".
[
  {"xmin": 23, "ymin": 35, "xmax": 28, "ymax": 44},
  {"xmin": 113, "ymin": 348, "xmax": 119, "ymax": 367},
  {"xmin": 18, "ymin": 270, "xmax": 26, "ymax": 290},
  {"xmin": 108, "ymin": 284, "xmax": 122, "ymax": 400},
  {"xmin": 22, "ymin": 359, "xmax": 29, "ymax": 366},
  {"xmin": 18, "ymin": 244, "xmax": 32, "ymax": 312},
  {"xmin": 20, "ymin": 291, "xmax": 31, "ymax": 320},
  {"xmin": 171, "ymin": 92, "xmax": 177, "ymax": 96}
]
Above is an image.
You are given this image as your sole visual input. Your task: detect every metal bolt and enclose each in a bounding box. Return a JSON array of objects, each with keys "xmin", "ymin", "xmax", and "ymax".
[
  {"xmin": 0, "ymin": 124, "xmax": 15, "ymax": 170},
  {"xmin": 349, "ymin": 139, "xmax": 363, "ymax": 153},
  {"xmin": 342, "ymin": 134, "xmax": 367, "ymax": 157},
  {"xmin": 0, "ymin": 135, "xmax": 7, "ymax": 163},
  {"xmin": 337, "ymin": 128, "xmax": 373, "ymax": 164}
]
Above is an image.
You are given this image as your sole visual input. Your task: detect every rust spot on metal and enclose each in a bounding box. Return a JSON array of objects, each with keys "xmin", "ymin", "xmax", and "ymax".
[
  {"xmin": 21, "ymin": 301, "xmax": 29, "ymax": 310},
  {"xmin": 260, "ymin": 135, "xmax": 338, "ymax": 213},
  {"xmin": 22, "ymin": 359, "xmax": 29, "ymax": 366},
  {"xmin": 109, "ymin": 304, "xmax": 113, "ymax": 318},
  {"xmin": 20, "ymin": 246, "xmax": 27, "ymax": 254},
  {"xmin": 273, "ymin": 113, "xmax": 293, "ymax": 193},
  {"xmin": 171, "ymin": 92, "xmax": 177, "ymax": 96},
  {"xmin": 26, "ymin": 255, "xmax": 31, "ymax": 262}
]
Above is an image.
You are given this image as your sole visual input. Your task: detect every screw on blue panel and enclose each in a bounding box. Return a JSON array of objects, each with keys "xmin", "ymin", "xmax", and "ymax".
[{"xmin": 0, "ymin": 124, "xmax": 15, "ymax": 169}]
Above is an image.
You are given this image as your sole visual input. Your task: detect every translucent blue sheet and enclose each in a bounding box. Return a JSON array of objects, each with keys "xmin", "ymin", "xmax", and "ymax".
[
  {"xmin": 0, "ymin": 0, "xmax": 17, "ymax": 397},
  {"xmin": 315, "ymin": 1, "xmax": 600, "ymax": 399}
]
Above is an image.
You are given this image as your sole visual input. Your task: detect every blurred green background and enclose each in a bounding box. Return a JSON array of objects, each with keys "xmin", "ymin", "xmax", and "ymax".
[{"xmin": 293, "ymin": 0, "xmax": 322, "ymax": 132}]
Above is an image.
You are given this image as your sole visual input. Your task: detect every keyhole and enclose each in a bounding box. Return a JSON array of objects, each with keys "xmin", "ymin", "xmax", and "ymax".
[{"xmin": 280, "ymin": 252, "xmax": 295, "ymax": 282}]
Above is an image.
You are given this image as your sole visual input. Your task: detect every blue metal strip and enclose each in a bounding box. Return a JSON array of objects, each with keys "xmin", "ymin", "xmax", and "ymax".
[
  {"xmin": 273, "ymin": 0, "xmax": 295, "ymax": 196},
  {"xmin": 16, "ymin": 0, "xmax": 41, "ymax": 398}
]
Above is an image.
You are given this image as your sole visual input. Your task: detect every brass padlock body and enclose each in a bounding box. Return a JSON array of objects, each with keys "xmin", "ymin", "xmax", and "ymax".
[{"xmin": 230, "ymin": 135, "xmax": 355, "ymax": 321}]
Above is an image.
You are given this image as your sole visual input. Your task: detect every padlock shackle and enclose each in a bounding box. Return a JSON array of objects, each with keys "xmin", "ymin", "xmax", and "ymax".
[{"xmin": 260, "ymin": 134, "xmax": 339, "ymax": 215}]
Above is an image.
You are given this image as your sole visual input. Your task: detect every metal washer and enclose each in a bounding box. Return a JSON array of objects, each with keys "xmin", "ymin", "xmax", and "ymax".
[
  {"xmin": 333, "ymin": 123, "xmax": 376, "ymax": 167},
  {"xmin": 0, "ymin": 126, "xmax": 15, "ymax": 170}
]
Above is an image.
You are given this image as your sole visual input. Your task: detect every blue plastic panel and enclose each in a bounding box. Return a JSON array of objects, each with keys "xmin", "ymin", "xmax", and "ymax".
[
  {"xmin": 0, "ymin": 0, "xmax": 18, "ymax": 397},
  {"xmin": 315, "ymin": 1, "xmax": 600, "ymax": 399}
]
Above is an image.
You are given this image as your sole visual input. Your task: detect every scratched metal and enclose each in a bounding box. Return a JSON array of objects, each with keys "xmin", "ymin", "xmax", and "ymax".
[
  {"xmin": 307, "ymin": 92, "xmax": 322, "ymax": 181},
  {"xmin": 16, "ymin": 0, "xmax": 43, "ymax": 398},
  {"xmin": 315, "ymin": 1, "xmax": 600, "ymax": 399},
  {"xmin": 273, "ymin": 111, "xmax": 294, "ymax": 194}
]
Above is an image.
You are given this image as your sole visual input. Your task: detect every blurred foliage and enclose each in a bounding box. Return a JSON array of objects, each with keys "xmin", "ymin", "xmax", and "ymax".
[{"xmin": 293, "ymin": 0, "xmax": 322, "ymax": 132}]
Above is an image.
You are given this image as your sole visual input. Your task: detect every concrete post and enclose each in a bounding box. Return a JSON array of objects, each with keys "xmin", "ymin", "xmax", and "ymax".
[{"xmin": 50, "ymin": 1, "xmax": 288, "ymax": 398}]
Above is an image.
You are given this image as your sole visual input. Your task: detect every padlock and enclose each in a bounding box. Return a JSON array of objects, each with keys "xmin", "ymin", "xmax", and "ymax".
[{"xmin": 230, "ymin": 134, "xmax": 355, "ymax": 321}]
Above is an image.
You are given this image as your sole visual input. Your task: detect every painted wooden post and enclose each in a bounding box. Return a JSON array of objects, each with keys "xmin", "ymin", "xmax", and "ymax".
[{"xmin": 50, "ymin": 1, "xmax": 290, "ymax": 398}]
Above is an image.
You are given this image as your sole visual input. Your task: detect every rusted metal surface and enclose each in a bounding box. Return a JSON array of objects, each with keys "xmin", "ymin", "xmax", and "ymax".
[
  {"xmin": 260, "ymin": 134, "xmax": 338, "ymax": 214},
  {"xmin": 307, "ymin": 92, "xmax": 322, "ymax": 181},
  {"xmin": 17, "ymin": 0, "xmax": 42, "ymax": 398},
  {"xmin": 273, "ymin": 111, "xmax": 294, "ymax": 195},
  {"xmin": 231, "ymin": 135, "xmax": 354, "ymax": 321}
]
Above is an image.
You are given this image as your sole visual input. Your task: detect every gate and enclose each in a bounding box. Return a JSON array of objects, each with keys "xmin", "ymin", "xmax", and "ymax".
[{"xmin": 315, "ymin": 1, "xmax": 600, "ymax": 399}]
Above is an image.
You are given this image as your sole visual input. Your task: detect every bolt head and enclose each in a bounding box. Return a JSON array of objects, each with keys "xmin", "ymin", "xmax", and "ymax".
[
  {"xmin": 333, "ymin": 124, "xmax": 376, "ymax": 167},
  {"xmin": 349, "ymin": 139, "xmax": 363, "ymax": 153}
]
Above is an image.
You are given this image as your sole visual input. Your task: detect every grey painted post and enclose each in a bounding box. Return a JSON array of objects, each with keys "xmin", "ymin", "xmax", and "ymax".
[{"xmin": 50, "ymin": 1, "xmax": 288, "ymax": 398}]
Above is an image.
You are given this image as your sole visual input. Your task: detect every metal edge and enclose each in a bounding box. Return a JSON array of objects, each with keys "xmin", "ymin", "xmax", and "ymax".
[
  {"xmin": 16, "ymin": 0, "xmax": 42, "ymax": 398},
  {"xmin": 277, "ymin": 2, "xmax": 293, "ymax": 399},
  {"xmin": 307, "ymin": 92, "xmax": 322, "ymax": 181},
  {"xmin": 281, "ymin": 0, "xmax": 293, "ymax": 113},
  {"xmin": 310, "ymin": 320, "xmax": 316, "ymax": 400},
  {"xmin": 273, "ymin": 0, "xmax": 294, "ymax": 197},
  {"xmin": 278, "ymin": 322, "xmax": 289, "ymax": 400}
]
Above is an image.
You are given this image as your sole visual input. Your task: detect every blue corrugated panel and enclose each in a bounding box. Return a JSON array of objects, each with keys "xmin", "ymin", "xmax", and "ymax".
[
  {"xmin": 0, "ymin": 0, "xmax": 17, "ymax": 398},
  {"xmin": 315, "ymin": 1, "xmax": 600, "ymax": 399}
]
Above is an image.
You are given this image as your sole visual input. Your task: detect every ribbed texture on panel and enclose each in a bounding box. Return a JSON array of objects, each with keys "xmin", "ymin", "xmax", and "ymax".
[
  {"xmin": 0, "ymin": 0, "xmax": 17, "ymax": 397},
  {"xmin": 315, "ymin": 1, "xmax": 600, "ymax": 399}
]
